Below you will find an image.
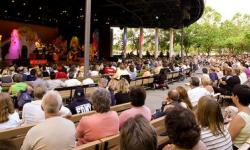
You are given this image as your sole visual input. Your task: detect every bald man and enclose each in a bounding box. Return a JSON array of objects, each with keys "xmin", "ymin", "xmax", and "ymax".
[
  {"xmin": 163, "ymin": 89, "xmax": 182, "ymax": 111},
  {"xmin": 21, "ymin": 91, "xmax": 75, "ymax": 150}
]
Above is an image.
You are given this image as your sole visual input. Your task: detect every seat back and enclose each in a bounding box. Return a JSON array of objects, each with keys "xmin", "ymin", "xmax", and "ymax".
[
  {"xmin": 73, "ymin": 140, "xmax": 102, "ymax": 150},
  {"xmin": 0, "ymin": 124, "xmax": 34, "ymax": 148},
  {"xmin": 100, "ymin": 134, "xmax": 120, "ymax": 150}
]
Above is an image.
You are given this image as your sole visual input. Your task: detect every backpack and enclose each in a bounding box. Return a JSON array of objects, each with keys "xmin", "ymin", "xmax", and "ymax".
[{"xmin": 17, "ymin": 91, "xmax": 32, "ymax": 110}]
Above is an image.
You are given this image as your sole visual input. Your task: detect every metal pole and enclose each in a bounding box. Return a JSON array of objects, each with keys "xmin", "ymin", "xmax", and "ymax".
[
  {"xmin": 84, "ymin": 0, "xmax": 91, "ymax": 78},
  {"xmin": 169, "ymin": 28, "xmax": 174, "ymax": 59},
  {"xmin": 154, "ymin": 28, "xmax": 159, "ymax": 59},
  {"xmin": 122, "ymin": 27, "xmax": 127, "ymax": 59},
  {"xmin": 139, "ymin": 27, "xmax": 143, "ymax": 58},
  {"xmin": 181, "ymin": 28, "xmax": 184, "ymax": 58}
]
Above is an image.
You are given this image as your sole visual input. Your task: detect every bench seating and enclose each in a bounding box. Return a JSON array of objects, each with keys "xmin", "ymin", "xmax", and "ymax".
[
  {"xmin": 0, "ymin": 102, "xmax": 132, "ymax": 148},
  {"xmin": 74, "ymin": 116, "xmax": 168, "ymax": 150}
]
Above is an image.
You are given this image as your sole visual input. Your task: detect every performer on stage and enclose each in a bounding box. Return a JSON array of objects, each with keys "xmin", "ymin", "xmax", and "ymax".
[{"xmin": 68, "ymin": 36, "xmax": 81, "ymax": 62}]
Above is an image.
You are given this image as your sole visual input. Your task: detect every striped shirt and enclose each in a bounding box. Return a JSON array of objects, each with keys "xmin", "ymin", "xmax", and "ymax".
[{"xmin": 201, "ymin": 127, "xmax": 233, "ymax": 150}]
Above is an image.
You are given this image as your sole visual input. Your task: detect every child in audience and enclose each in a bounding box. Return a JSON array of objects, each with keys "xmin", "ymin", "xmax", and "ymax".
[{"xmin": 197, "ymin": 96, "xmax": 233, "ymax": 150}]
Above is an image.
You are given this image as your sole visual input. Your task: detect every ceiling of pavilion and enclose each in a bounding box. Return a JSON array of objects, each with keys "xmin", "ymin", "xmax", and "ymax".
[{"xmin": 0, "ymin": 0, "xmax": 204, "ymax": 29}]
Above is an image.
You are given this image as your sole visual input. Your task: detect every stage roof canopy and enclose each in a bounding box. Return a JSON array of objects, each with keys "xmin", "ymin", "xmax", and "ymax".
[{"xmin": 0, "ymin": 0, "xmax": 204, "ymax": 29}]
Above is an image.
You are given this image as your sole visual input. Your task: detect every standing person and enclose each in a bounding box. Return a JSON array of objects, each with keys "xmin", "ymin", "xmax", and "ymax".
[
  {"xmin": 119, "ymin": 86, "xmax": 151, "ymax": 128},
  {"xmin": 76, "ymin": 88, "xmax": 119, "ymax": 145},
  {"xmin": 228, "ymin": 85, "xmax": 250, "ymax": 149},
  {"xmin": 197, "ymin": 96, "xmax": 233, "ymax": 150},
  {"xmin": 21, "ymin": 90, "xmax": 76, "ymax": 150},
  {"xmin": 0, "ymin": 93, "xmax": 21, "ymax": 130}
]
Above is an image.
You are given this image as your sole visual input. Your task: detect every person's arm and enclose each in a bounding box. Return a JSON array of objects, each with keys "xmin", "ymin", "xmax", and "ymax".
[{"xmin": 228, "ymin": 114, "xmax": 246, "ymax": 140}]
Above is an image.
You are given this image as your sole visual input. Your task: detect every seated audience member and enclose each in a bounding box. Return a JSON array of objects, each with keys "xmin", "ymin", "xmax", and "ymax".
[
  {"xmin": 113, "ymin": 63, "xmax": 129, "ymax": 80},
  {"xmin": 153, "ymin": 69, "xmax": 169, "ymax": 89},
  {"xmin": 142, "ymin": 66, "xmax": 152, "ymax": 77},
  {"xmin": 209, "ymin": 67, "xmax": 219, "ymax": 82},
  {"xmin": 103, "ymin": 64, "xmax": 116, "ymax": 75},
  {"xmin": 77, "ymin": 66, "xmax": 84, "ymax": 78},
  {"xmin": 21, "ymin": 90, "xmax": 75, "ymax": 150},
  {"xmin": 1, "ymin": 69, "xmax": 13, "ymax": 83},
  {"xmin": 46, "ymin": 73, "xmax": 66, "ymax": 90},
  {"xmin": 202, "ymin": 68, "xmax": 210, "ymax": 79},
  {"xmin": 197, "ymin": 96, "xmax": 233, "ymax": 150},
  {"xmin": 65, "ymin": 72, "xmax": 81, "ymax": 87},
  {"xmin": 107, "ymin": 79, "xmax": 117, "ymax": 105},
  {"xmin": 128, "ymin": 65, "xmax": 137, "ymax": 80},
  {"xmin": 176, "ymin": 86, "xmax": 193, "ymax": 110},
  {"xmin": 31, "ymin": 71, "xmax": 49, "ymax": 88},
  {"xmin": 245, "ymin": 64, "xmax": 250, "ymax": 78},
  {"xmin": 119, "ymin": 86, "xmax": 151, "ymax": 128},
  {"xmin": 0, "ymin": 93, "xmax": 21, "ymax": 130},
  {"xmin": 55, "ymin": 66, "xmax": 67, "ymax": 79},
  {"xmin": 22, "ymin": 85, "xmax": 71, "ymax": 125},
  {"xmin": 120, "ymin": 115, "xmax": 157, "ymax": 150},
  {"xmin": 228, "ymin": 85, "xmax": 250, "ymax": 149},
  {"xmin": 187, "ymin": 77, "xmax": 209, "ymax": 107},
  {"xmin": 89, "ymin": 65, "xmax": 99, "ymax": 77},
  {"xmin": 163, "ymin": 107, "xmax": 207, "ymax": 150},
  {"xmin": 82, "ymin": 76, "xmax": 94, "ymax": 85},
  {"xmin": 67, "ymin": 87, "xmax": 92, "ymax": 115},
  {"xmin": 76, "ymin": 88, "xmax": 119, "ymax": 145},
  {"xmin": 26, "ymin": 68, "xmax": 37, "ymax": 81},
  {"xmin": 162, "ymin": 89, "xmax": 182, "ymax": 111},
  {"xmin": 201, "ymin": 76, "xmax": 214, "ymax": 95},
  {"xmin": 22, "ymin": 85, "xmax": 47, "ymax": 124},
  {"xmin": 115, "ymin": 78, "xmax": 130, "ymax": 105},
  {"xmin": 239, "ymin": 67, "xmax": 247, "ymax": 84},
  {"xmin": 9, "ymin": 74, "xmax": 28, "ymax": 96},
  {"xmin": 41, "ymin": 66, "xmax": 49, "ymax": 78},
  {"xmin": 98, "ymin": 77, "xmax": 108, "ymax": 88},
  {"xmin": 215, "ymin": 68, "xmax": 240, "ymax": 95}
]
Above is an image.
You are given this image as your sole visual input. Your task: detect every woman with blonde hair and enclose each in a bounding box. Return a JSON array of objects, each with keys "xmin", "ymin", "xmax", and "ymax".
[
  {"xmin": 201, "ymin": 76, "xmax": 214, "ymax": 95},
  {"xmin": 176, "ymin": 86, "xmax": 193, "ymax": 110},
  {"xmin": 197, "ymin": 96, "xmax": 233, "ymax": 150},
  {"xmin": 0, "ymin": 93, "xmax": 21, "ymax": 129},
  {"xmin": 115, "ymin": 78, "xmax": 130, "ymax": 105}
]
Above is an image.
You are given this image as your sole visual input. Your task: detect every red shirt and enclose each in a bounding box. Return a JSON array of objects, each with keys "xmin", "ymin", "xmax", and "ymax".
[
  {"xmin": 103, "ymin": 67, "xmax": 116, "ymax": 74},
  {"xmin": 55, "ymin": 72, "xmax": 67, "ymax": 79}
]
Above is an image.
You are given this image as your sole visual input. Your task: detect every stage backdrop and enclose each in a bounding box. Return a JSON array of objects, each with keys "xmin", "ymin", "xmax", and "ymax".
[{"xmin": 0, "ymin": 20, "xmax": 58, "ymax": 59}]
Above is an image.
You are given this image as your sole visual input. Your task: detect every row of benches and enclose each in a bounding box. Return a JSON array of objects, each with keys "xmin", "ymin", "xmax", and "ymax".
[
  {"xmin": 73, "ymin": 116, "xmax": 167, "ymax": 150},
  {"xmin": 0, "ymin": 103, "xmax": 132, "ymax": 149}
]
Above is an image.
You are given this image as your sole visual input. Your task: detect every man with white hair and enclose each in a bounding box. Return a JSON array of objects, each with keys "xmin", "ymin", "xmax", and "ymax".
[{"xmin": 21, "ymin": 90, "xmax": 76, "ymax": 150}]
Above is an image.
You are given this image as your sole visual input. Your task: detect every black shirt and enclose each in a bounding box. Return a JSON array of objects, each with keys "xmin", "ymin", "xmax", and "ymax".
[
  {"xmin": 67, "ymin": 97, "xmax": 92, "ymax": 115},
  {"xmin": 115, "ymin": 92, "xmax": 130, "ymax": 105}
]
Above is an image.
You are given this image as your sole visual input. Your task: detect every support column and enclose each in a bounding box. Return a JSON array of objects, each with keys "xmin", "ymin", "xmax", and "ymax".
[
  {"xmin": 169, "ymin": 28, "xmax": 174, "ymax": 59},
  {"xmin": 139, "ymin": 27, "xmax": 143, "ymax": 58},
  {"xmin": 181, "ymin": 28, "xmax": 184, "ymax": 58},
  {"xmin": 122, "ymin": 27, "xmax": 127, "ymax": 59},
  {"xmin": 84, "ymin": 0, "xmax": 91, "ymax": 78},
  {"xmin": 154, "ymin": 28, "xmax": 159, "ymax": 59}
]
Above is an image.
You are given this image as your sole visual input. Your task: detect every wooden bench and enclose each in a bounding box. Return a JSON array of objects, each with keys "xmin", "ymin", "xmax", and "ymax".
[
  {"xmin": 0, "ymin": 102, "xmax": 132, "ymax": 149},
  {"xmin": 150, "ymin": 116, "xmax": 169, "ymax": 146},
  {"xmin": 72, "ymin": 140, "xmax": 102, "ymax": 150},
  {"xmin": 0, "ymin": 124, "xmax": 34, "ymax": 148}
]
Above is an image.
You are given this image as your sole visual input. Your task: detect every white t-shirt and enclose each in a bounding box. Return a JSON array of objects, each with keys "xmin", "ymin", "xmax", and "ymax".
[
  {"xmin": 65, "ymin": 79, "xmax": 82, "ymax": 87},
  {"xmin": 239, "ymin": 72, "xmax": 247, "ymax": 84},
  {"xmin": 188, "ymin": 87, "xmax": 210, "ymax": 107},
  {"xmin": 22, "ymin": 100, "xmax": 71, "ymax": 125},
  {"xmin": 82, "ymin": 78, "xmax": 94, "ymax": 85},
  {"xmin": 0, "ymin": 111, "xmax": 21, "ymax": 130}
]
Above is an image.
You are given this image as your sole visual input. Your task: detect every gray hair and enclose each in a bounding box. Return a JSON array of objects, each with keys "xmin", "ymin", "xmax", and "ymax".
[
  {"xmin": 91, "ymin": 88, "xmax": 111, "ymax": 113},
  {"xmin": 42, "ymin": 90, "xmax": 62, "ymax": 114}
]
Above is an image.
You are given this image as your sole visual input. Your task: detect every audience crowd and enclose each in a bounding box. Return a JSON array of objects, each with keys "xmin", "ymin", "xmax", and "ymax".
[{"xmin": 0, "ymin": 54, "xmax": 249, "ymax": 150}]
